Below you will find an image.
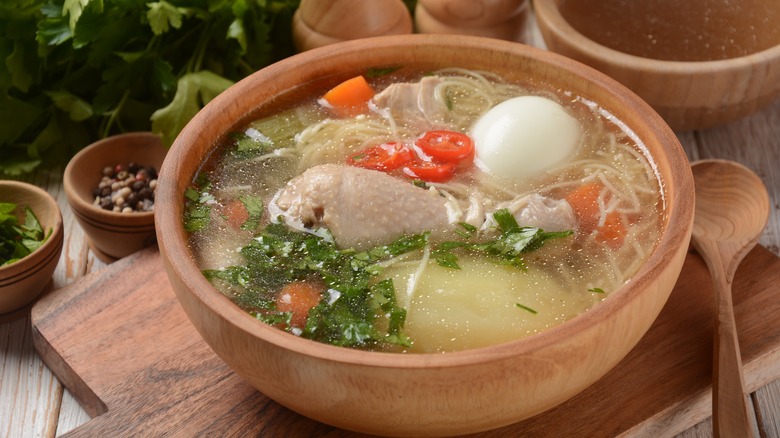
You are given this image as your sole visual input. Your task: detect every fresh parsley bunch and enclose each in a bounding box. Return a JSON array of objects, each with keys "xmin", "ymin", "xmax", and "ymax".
[{"xmin": 0, "ymin": 0, "xmax": 299, "ymax": 176}]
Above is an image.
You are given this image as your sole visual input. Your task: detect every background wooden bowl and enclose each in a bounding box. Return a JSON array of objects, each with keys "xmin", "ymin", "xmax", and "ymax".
[
  {"xmin": 292, "ymin": 0, "xmax": 413, "ymax": 51},
  {"xmin": 156, "ymin": 34, "xmax": 694, "ymax": 436},
  {"xmin": 533, "ymin": 0, "xmax": 780, "ymax": 131},
  {"xmin": 0, "ymin": 181, "xmax": 64, "ymax": 315},
  {"xmin": 64, "ymin": 132, "xmax": 166, "ymax": 262}
]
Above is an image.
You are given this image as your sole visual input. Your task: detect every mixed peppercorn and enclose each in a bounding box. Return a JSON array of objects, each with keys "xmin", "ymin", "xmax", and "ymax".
[{"xmin": 92, "ymin": 163, "xmax": 157, "ymax": 213}]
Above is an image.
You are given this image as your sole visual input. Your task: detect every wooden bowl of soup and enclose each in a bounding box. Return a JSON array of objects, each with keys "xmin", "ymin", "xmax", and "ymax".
[
  {"xmin": 533, "ymin": 0, "xmax": 780, "ymax": 131},
  {"xmin": 156, "ymin": 34, "xmax": 694, "ymax": 436}
]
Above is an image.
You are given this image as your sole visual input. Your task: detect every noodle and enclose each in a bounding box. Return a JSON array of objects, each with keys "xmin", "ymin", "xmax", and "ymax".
[{"xmin": 190, "ymin": 68, "xmax": 663, "ymax": 353}]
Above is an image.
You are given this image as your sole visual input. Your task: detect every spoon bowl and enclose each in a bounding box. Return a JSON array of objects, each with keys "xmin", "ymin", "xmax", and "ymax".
[{"xmin": 691, "ymin": 159, "xmax": 770, "ymax": 437}]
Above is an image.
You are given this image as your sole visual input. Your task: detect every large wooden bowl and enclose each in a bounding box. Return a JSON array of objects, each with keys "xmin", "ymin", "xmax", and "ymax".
[
  {"xmin": 155, "ymin": 35, "xmax": 694, "ymax": 436},
  {"xmin": 533, "ymin": 0, "xmax": 780, "ymax": 131}
]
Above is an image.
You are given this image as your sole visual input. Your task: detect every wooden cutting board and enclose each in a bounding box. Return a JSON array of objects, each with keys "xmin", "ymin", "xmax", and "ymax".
[{"xmin": 31, "ymin": 245, "xmax": 780, "ymax": 437}]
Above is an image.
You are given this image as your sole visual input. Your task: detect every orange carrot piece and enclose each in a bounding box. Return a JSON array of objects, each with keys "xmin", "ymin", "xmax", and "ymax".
[
  {"xmin": 565, "ymin": 182, "xmax": 602, "ymax": 232},
  {"xmin": 322, "ymin": 75, "xmax": 375, "ymax": 117},
  {"xmin": 595, "ymin": 211, "xmax": 627, "ymax": 249},
  {"xmin": 222, "ymin": 199, "xmax": 249, "ymax": 229},
  {"xmin": 275, "ymin": 281, "xmax": 324, "ymax": 328}
]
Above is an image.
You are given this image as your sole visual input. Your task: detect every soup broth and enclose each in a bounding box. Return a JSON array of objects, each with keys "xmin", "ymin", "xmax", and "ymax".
[{"xmin": 185, "ymin": 68, "xmax": 664, "ymax": 353}]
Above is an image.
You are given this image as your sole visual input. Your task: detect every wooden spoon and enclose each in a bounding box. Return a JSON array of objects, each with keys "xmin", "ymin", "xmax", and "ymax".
[{"xmin": 690, "ymin": 159, "xmax": 769, "ymax": 437}]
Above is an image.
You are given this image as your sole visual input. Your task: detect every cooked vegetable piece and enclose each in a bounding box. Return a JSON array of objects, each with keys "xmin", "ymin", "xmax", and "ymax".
[
  {"xmin": 565, "ymin": 182, "xmax": 628, "ymax": 246},
  {"xmin": 222, "ymin": 199, "xmax": 249, "ymax": 229},
  {"xmin": 402, "ymin": 161, "xmax": 456, "ymax": 182},
  {"xmin": 276, "ymin": 281, "xmax": 325, "ymax": 328},
  {"xmin": 414, "ymin": 130, "xmax": 475, "ymax": 163},
  {"xmin": 595, "ymin": 211, "xmax": 627, "ymax": 249},
  {"xmin": 322, "ymin": 75, "xmax": 376, "ymax": 117},
  {"xmin": 346, "ymin": 142, "xmax": 415, "ymax": 171},
  {"xmin": 565, "ymin": 182, "xmax": 602, "ymax": 231},
  {"xmin": 203, "ymin": 223, "xmax": 424, "ymax": 348}
]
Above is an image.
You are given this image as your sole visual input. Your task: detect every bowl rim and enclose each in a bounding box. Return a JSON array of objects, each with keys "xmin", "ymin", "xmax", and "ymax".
[
  {"xmin": 0, "ymin": 180, "xmax": 64, "ymax": 278},
  {"xmin": 63, "ymin": 131, "xmax": 161, "ymax": 224},
  {"xmin": 157, "ymin": 33, "xmax": 694, "ymax": 369},
  {"xmin": 533, "ymin": 0, "xmax": 780, "ymax": 73}
]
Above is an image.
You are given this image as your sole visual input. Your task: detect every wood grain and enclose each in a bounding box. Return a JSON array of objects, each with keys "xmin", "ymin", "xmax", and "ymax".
[
  {"xmin": 292, "ymin": 0, "xmax": 413, "ymax": 51},
  {"xmin": 690, "ymin": 160, "xmax": 770, "ymax": 437},
  {"xmin": 414, "ymin": 0, "xmax": 530, "ymax": 42},
  {"xmin": 28, "ymin": 244, "xmax": 780, "ymax": 437},
  {"xmin": 1, "ymin": 8, "xmax": 779, "ymax": 438},
  {"xmin": 532, "ymin": 0, "xmax": 780, "ymax": 131}
]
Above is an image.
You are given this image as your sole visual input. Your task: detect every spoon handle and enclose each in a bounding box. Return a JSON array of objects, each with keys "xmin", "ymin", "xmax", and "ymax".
[{"xmin": 699, "ymin": 240, "xmax": 754, "ymax": 437}]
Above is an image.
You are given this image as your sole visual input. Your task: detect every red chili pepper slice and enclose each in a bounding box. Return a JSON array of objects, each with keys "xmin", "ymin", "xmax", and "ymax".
[
  {"xmin": 346, "ymin": 142, "xmax": 415, "ymax": 171},
  {"xmin": 403, "ymin": 161, "xmax": 456, "ymax": 182},
  {"xmin": 414, "ymin": 130, "xmax": 475, "ymax": 163}
]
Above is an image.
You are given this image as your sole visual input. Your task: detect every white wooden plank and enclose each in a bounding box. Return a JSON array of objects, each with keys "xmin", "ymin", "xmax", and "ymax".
[
  {"xmin": 55, "ymin": 389, "xmax": 91, "ymax": 436},
  {"xmin": 0, "ymin": 316, "xmax": 61, "ymax": 438}
]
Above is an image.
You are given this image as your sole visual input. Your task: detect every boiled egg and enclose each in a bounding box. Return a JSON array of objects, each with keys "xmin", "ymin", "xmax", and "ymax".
[{"xmin": 471, "ymin": 96, "xmax": 581, "ymax": 178}]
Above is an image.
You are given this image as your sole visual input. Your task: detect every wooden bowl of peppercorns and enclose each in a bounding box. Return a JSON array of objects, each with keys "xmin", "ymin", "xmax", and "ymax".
[{"xmin": 64, "ymin": 132, "xmax": 166, "ymax": 262}]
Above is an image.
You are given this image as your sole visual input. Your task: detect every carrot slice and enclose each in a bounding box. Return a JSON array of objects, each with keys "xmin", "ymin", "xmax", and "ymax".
[
  {"xmin": 565, "ymin": 182, "xmax": 602, "ymax": 232},
  {"xmin": 322, "ymin": 75, "xmax": 375, "ymax": 117},
  {"xmin": 595, "ymin": 211, "xmax": 627, "ymax": 249},
  {"xmin": 222, "ymin": 199, "xmax": 249, "ymax": 229},
  {"xmin": 275, "ymin": 281, "xmax": 324, "ymax": 328}
]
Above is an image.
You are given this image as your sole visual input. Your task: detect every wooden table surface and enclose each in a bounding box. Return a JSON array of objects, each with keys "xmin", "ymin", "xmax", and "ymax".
[{"xmin": 2, "ymin": 18, "xmax": 780, "ymax": 438}]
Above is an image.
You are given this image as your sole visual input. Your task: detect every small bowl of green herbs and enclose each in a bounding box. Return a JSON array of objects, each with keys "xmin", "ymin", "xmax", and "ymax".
[{"xmin": 0, "ymin": 181, "xmax": 64, "ymax": 316}]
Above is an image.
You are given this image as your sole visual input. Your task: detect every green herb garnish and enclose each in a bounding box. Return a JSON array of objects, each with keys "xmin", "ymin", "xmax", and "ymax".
[
  {"xmin": 238, "ymin": 194, "xmax": 263, "ymax": 232},
  {"xmin": 515, "ymin": 303, "xmax": 538, "ymax": 314},
  {"xmin": 365, "ymin": 66, "xmax": 402, "ymax": 78},
  {"xmin": 0, "ymin": 203, "xmax": 48, "ymax": 266},
  {"xmin": 183, "ymin": 175, "xmax": 213, "ymax": 232},
  {"xmin": 589, "ymin": 287, "xmax": 606, "ymax": 294},
  {"xmin": 433, "ymin": 209, "xmax": 573, "ymax": 270},
  {"xmin": 204, "ymin": 223, "xmax": 425, "ymax": 349}
]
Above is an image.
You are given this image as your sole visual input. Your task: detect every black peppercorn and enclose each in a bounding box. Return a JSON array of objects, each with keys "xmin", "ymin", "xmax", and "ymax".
[{"xmin": 92, "ymin": 162, "xmax": 158, "ymax": 213}]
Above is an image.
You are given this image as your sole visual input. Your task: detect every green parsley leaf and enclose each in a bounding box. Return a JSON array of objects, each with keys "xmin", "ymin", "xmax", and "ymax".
[
  {"xmin": 433, "ymin": 209, "xmax": 573, "ymax": 270},
  {"xmin": 0, "ymin": 203, "xmax": 48, "ymax": 266},
  {"xmin": 516, "ymin": 303, "xmax": 538, "ymax": 314},
  {"xmin": 151, "ymin": 71, "xmax": 234, "ymax": 146},
  {"xmin": 146, "ymin": 1, "xmax": 184, "ymax": 35},
  {"xmin": 238, "ymin": 194, "xmax": 263, "ymax": 231}
]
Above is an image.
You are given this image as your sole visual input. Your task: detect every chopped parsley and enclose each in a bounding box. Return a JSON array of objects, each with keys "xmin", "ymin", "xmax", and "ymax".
[
  {"xmin": 589, "ymin": 287, "xmax": 606, "ymax": 294},
  {"xmin": 0, "ymin": 203, "xmax": 49, "ymax": 266},
  {"xmin": 237, "ymin": 194, "xmax": 263, "ymax": 232},
  {"xmin": 204, "ymin": 223, "xmax": 424, "ymax": 349},
  {"xmin": 183, "ymin": 175, "xmax": 214, "ymax": 232},
  {"xmin": 515, "ymin": 303, "xmax": 538, "ymax": 314},
  {"xmin": 432, "ymin": 209, "xmax": 573, "ymax": 270},
  {"xmin": 195, "ymin": 207, "xmax": 573, "ymax": 350}
]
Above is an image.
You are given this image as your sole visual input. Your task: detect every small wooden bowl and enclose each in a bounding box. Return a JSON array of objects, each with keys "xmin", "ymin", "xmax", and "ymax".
[
  {"xmin": 415, "ymin": 0, "xmax": 530, "ymax": 42},
  {"xmin": 156, "ymin": 35, "xmax": 694, "ymax": 435},
  {"xmin": 0, "ymin": 181, "xmax": 64, "ymax": 315},
  {"xmin": 64, "ymin": 132, "xmax": 166, "ymax": 262},
  {"xmin": 533, "ymin": 0, "xmax": 780, "ymax": 131},
  {"xmin": 292, "ymin": 0, "xmax": 413, "ymax": 51}
]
